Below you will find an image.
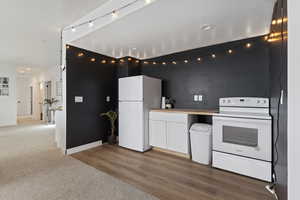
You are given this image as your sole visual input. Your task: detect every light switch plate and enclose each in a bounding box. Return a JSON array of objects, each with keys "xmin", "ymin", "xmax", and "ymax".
[
  {"xmin": 194, "ymin": 95, "xmax": 199, "ymax": 102},
  {"xmin": 75, "ymin": 96, "xmax": 83, "ymax": 103},
  {"xmin": 106, "ymin": 96, "xmax": 110, "ymax": 102}
]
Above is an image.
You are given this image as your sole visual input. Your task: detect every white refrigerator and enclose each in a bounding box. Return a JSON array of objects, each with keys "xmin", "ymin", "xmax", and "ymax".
[{"xmin": 119, "ymin": 75, "xmax": 161, "ymax": 152}]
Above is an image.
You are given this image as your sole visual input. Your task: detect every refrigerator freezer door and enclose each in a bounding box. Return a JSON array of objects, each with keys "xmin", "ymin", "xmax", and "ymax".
[
  {"xmin": 119, "ymin": 76, "xmax": 143, "ymax": 101},
  {"xmin": 119, "ymin": 101, "xmax": 144, "ymax": 151}
]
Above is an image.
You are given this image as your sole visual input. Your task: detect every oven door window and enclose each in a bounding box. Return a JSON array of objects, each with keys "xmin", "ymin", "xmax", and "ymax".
[{"xmin": 222, "ymin": 126, "xmax": 258, "ymax": 147}]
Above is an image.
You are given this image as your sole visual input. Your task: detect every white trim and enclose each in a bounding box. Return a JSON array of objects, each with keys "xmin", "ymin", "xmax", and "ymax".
[
  {"xmin": 288, "ymin": 0, "xmax": 300, "ymax": 199},
  {"xmin": 66, "ymin": 140, "xmax": 102, "ymax": 155}
]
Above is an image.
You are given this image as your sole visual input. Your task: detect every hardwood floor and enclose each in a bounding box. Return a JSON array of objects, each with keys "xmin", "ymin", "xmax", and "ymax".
[{"xmin": 72, "ymin": 144, "xmax": 273, "ymax": 200}]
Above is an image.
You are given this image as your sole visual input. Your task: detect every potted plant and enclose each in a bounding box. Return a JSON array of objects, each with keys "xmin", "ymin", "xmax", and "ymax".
[
  {"xmin": 101, "ymin": 110, "xmax": 118, "ymax": 144},
  {"xmin": 43, "ymin": 98, "xmax": 59, "ymax": 123},
  {"xmin": 44, "ymin": 98, "xmax": 59, "ymax": 108}
]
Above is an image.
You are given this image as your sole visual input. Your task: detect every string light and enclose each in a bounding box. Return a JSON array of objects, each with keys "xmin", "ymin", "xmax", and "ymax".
[
  {"xmin": 264, "ymin": 35, "xmax": 269, "ymax": 41},
  {"xmin": 66, "ymin": 45, "xmax": 70, "ymax": 49},
  {"xmin": 112, "ymin": 10, "xmax": 118, "ymax": 18},
  {"xmin": 277, "ymin": 19, "xmax": 283, "ymax": 24},
  {"xmin": 65, "ymin": 0, "xmax": 140, "ymax": 32},
  {"xmin": 246, "ymin": 43, "xmax": 252, "ymax": 48},
  {"xmin": 272, "ymin": 20, "xmax": 277, "ymax": 25},
  {"xmin": 73, "ymin": 41, "xmax": 260, "ymax": 66}
]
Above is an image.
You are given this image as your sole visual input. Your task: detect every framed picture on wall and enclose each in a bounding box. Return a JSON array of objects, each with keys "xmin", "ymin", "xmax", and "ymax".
[{"xmin": 0, "ymin": 77, "xmax": 9, "ymax": 96}]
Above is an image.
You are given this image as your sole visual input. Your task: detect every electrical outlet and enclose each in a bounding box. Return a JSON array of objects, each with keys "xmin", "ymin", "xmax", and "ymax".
[
  {"xmin": 75, "ymin": 96, "xmax": 83, "ymax": 103},
  {"xmin": 194, "ymin": 95, "xmax": 199, "ymax": 102},
  {"xmin": 198, "ymin": 95, "xmax": 203, "ymax": 102}
]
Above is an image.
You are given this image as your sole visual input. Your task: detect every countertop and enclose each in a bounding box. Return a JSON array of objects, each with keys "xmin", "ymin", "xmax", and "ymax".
[{"xmin": 150, "ymin": 109, "xmax": 218, "ymax": 116}]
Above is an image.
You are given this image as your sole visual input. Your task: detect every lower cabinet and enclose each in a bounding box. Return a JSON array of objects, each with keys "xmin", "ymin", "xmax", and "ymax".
[
  {"xmin": 149, "ymin": 120, "xmax": 167, "ymax": 149},
  {"xmin": 149, "ymin": 112, "xmax": 195, "ymax": 154},
  {"xmin": 166, "ymin": 122, "xmax": 188, "ymax": 154}
]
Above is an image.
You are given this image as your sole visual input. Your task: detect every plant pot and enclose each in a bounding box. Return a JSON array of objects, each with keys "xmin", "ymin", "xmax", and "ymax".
[{"xmin": 108, "ymin": 134, "xmax": 117, "ymax": 145}]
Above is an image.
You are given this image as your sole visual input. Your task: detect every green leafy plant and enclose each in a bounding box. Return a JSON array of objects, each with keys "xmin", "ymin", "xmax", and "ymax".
[
  {"xmin": 43, "ymin": 98, "xmax": 59, "ymax": 107},
  {"xmin": 101, "ymin": 111, "xmax": 118, "ymax": 144}
]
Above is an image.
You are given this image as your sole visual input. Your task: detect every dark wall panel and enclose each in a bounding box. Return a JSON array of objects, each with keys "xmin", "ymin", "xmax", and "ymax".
[
  {"xmin": 269, "ymin": 0, "xmax": 288, "ymax": 199},
  {"xmin": 141, "ymin": 37, "xmax": 270, "ymax": 109},
  {"xmin": 66, "ymin": 46, "xmax": 117, "ymax": 148}
]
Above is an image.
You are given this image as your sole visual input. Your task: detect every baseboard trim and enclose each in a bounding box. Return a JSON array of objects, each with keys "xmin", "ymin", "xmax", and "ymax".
[{"xmin": 66, "ymin": 140, "xmax": 102, "ymax": 155}]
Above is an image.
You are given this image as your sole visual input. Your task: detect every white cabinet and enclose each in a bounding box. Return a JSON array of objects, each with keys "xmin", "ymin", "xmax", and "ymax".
[
  {"xmin": 166, "ymin": 122, "xmax": 188, "ymax": 154},
  {"xmin": 149, "ymin": 112, "xmax": 196, "ymax": 154},
  {"xmin": 149, "ymin": 120, "xmax": 166, "ymax": 149}
]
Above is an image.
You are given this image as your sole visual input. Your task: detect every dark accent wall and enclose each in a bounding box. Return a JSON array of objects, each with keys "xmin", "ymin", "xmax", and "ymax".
[
  {"xmin": 269, "ymin": 0, "xmax": 288, "ymax": 199},
  {"xmin": 66, "ymin": 46, "xmax": 117, "ymax": 148},
  {"xmin": 117, "ymin": 57, "xmax": 141, "ymax": 78},
  {"xmin": 141, "ymin": 37, "xmax": 270, "ymax": 109}
]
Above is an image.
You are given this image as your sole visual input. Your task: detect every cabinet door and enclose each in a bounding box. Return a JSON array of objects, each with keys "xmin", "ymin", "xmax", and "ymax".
[
  {"xmin": 149, "ymin": 120, "xmax": 166, "ymax": 149},
  {"xmin": 166, "ymin": 122, "xmax": 188, "ymax": 154}
]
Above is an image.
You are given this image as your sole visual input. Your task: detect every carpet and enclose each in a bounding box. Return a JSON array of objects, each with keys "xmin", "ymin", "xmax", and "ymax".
[{"xmin": 0, "ymin": 121, "xmax": 158, "ymax": 200}]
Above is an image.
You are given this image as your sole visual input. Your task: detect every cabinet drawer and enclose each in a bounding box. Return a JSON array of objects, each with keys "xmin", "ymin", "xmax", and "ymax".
[{"xmin": 149, "ymin": 112, "xmax": 188, "ymax": 123}]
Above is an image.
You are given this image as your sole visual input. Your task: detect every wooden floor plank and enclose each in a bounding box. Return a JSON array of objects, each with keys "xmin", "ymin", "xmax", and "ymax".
[{"xmin": 72, "ymin": 144, "xmax": 273, "ymax": 200}]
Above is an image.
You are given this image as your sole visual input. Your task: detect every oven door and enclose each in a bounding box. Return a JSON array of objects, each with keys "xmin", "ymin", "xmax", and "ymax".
[{"xmin": 213, "ymin": 116, "xmax": 271, "ymax": 161}]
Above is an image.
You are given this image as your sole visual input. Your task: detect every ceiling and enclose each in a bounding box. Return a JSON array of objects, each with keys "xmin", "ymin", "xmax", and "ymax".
[
  {"xmin": 0, "ymin": 0, "xmax": 109, "ymax": 71},
  {"xmin": 71, "ymin": 0, "xmax": 276, "ymax": 59}
]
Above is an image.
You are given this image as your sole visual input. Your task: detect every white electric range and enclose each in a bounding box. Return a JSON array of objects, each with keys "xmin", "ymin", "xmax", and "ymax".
[{"xmin": 212, "ymin": 97, "xmax": 272, "ymax": 182}]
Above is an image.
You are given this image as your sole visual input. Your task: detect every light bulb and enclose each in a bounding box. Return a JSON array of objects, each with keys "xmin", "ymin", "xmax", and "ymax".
[
  {"xmin": 162, "ymin": 62, "xmax": 166, "ymax": 65},
  {"xmin": 71, "ymin": 27, "xmax": 76, "ymax": 32},
  {"xmin": 246, "ymin": 43, "xmax": 252, "ymax": 48},
  {"xmin": 211, "ymin": 54, "xmax": 216, "ymax": 58},
  {"xmin": 88, "ymin": 21, "xmax": 94, "ymax": 27},
  {"xmin": 197, "ymin": 58, "xmax": 201, "ymax": 61},
  {"xmin": 112, "ymin": 10, "xmax": 117, "ymax": 18},
  {"xmin": 228, "ymin": 49, "xmax": 233, "ymax": 54},
  {"xmin": 184, "ymin": 60, "xmax": 188, "ymax": 63}
]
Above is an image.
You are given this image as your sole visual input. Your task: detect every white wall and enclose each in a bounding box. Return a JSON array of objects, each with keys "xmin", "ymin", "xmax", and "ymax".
[
  {"xmin": 288, "ymin": 0, "xmax": 300, "ymax": 199},
  {"xmin": 0, "ymin": 65, "xmax": 17, "ymax": 127}
]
